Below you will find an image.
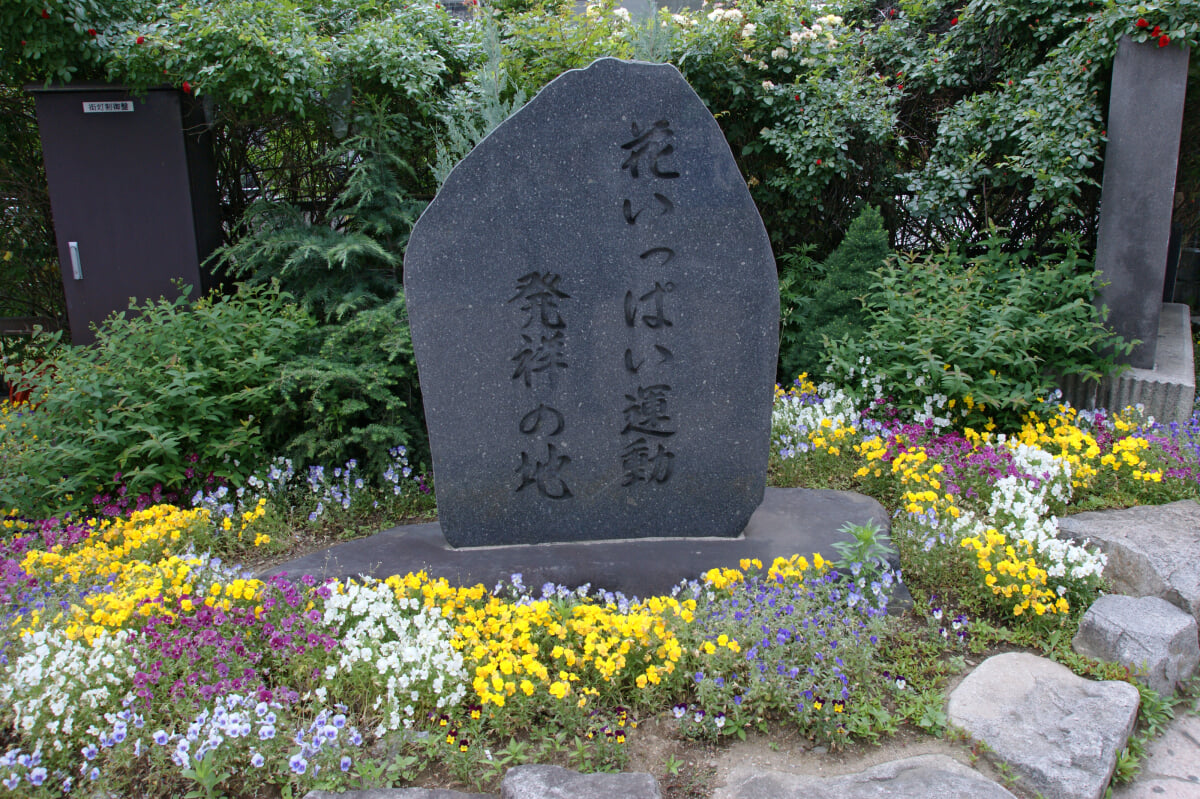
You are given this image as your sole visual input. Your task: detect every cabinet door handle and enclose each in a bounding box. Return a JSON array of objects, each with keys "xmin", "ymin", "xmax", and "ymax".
[{"xmin": 68, "ymin": 241, "xmax": 83, "ymax": 280}]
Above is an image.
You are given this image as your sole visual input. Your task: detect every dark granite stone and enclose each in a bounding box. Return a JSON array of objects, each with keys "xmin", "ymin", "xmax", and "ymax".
[
  {"xmin": 404, "ymin": 58, "xmax": 779, "ymax": 547},
  {"xmin": 1095, "ymin": 37, "xmax": 1191, "ymax": 368},
  {"xmin": 259, "ymin": 487, "xmax": 898, "ymax": 600}
]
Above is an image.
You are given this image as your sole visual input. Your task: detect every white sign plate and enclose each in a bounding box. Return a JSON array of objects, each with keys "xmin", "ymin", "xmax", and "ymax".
[{"xmin": 82, "ymin": 100, "xmax": 134, "ymax": 114}]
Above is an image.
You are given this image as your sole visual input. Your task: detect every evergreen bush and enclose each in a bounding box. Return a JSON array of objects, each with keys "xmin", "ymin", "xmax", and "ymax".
[
  {"xmin": 277, "ymin": 294, "xmax": 429, "ymax": 479},
  {"xmin": 779, "ymin": 205, "xmax": 891, "ymax": 381}
]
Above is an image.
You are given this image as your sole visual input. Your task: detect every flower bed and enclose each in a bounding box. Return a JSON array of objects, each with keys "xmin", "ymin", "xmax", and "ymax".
[{"xmin": 0, "ymin": 379, "xmax": 1197, "ymax": 796}]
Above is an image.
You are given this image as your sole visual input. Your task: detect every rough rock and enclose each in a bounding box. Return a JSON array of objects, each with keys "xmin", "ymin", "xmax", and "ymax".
[
  {"xmin": 947, "ymin": 652, "xmax": 1140, "ymax": 799},
  {"xmin": 1073, "ymin": 594, "xmax": 1200, "ymax": 696},
  {"xmin": 1058, "ymin": 501, "xmax": 1200, "ymax": 620},
  {"xmin": 500, "ymin": 764, "xmax": 661, "ymax": 799},
  {"xmin": 713, "ymin": 754, "xmax": 1017, "ymax": 798}
]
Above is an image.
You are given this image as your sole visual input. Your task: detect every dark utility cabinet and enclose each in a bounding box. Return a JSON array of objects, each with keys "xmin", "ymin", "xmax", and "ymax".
[{"xmin": 29, "ymin": 84, "xmax": 221, "ymax": 345}]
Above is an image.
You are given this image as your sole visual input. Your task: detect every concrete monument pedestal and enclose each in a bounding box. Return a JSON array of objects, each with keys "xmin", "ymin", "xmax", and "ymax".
[
  {"xmin": 1059, "ymin": 302, "xmax": 1195, "ymax": 424},
  {"xmin": 261, "ymin": 487, "xmax": 896, "ymax": 599}
]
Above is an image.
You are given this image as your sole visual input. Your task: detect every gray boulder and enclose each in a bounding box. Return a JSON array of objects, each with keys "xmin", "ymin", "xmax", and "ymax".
[
  {"xmin": 1073, "ymin": 594, "xmax": 1200, "ymax": 696},
  {"xmin": 500, "ymin": 764, "xmax": 661, "ymax": 799},
  {"xmin": 947, "ymin": 652, "xmax": 1140, "ymax": 799},
  {"xmin": 1058, "ymin": 501, "xmax": 1200, "ymax": 620},
  {"xmin": 713, "ymin": 754, "xmax": 1017, "ymax": 798}
]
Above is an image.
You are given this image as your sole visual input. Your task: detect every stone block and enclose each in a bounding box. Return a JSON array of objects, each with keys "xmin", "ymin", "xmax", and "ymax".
[
  {"xmin": 1073, "ymin": 594, "xmax": 1199, "ymax": 696},
  {"xmin": 1058, "ymin": 501, "xmax": 1200, "ymax": 621},
  {"xmin": 947, "ymin": 652, "xmax": 1140, "ymax": 799}
]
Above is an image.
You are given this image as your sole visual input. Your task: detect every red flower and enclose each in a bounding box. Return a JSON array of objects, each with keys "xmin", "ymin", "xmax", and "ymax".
[
  {"xmin": 815, "ymin": 159, "xmax": 822, "ymax": 165},
  {"xmin": 87, "ymin": 28, "xmax": 97, "ymax": 36},
  {"xmin": 1135, "ymin": 18, "xmax": 1149, "ymax": 28},
  {"xmin": 20, "ymin": 40, "xmax": 25, "ymax": 46},
  {"xmin": 1159, "ymin": 34, "xmax": 1171, "ymax": 47},
  {"xmin": 40, "ymin": 8, "xmax": 49, "ymax": 18},
  {"xmin": 950, "ymin": 16, "xmax": 958, "ymax": 25},
  {"xmin": 136, "ymin": 35, "xmax": 145, "ymax": 44},
  {"xmin": 181, "ymin": 80, "xmax": 192, "ymax": 94},
  {"xmin": 794, "ymin": 93, "xmax": 800, "ymax": 101},
  {"xmin": 1151, "ymin": 25, "xmax": 1161, "ymax": 36},
  {"xmin": 897, "ymin": 83, "xmax": 904, "ymax": 90}
]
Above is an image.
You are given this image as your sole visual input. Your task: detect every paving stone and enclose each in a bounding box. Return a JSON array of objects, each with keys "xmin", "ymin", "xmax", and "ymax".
[
  {"xmin": 500, "ymin": 764, "xmax": 661, "ymax": 799},
  {"xmin": 1058, "ymin": 501, "xmax": 1200, "ymax": 620},
  {"xmin": 404, "ymin": 57, "xmax": 778, "ymax": 547},
  {"xmin": 947, "ymin": 652, "xmax": 1140, "ymax": 799},
  {"xmin": 713, "ymin": 754, "xmax": 1017, "ymax": 798},
  {"xmin": 1111, "ymin": 778, "xmax": 1200, "ymax": 798},
  {"xmin": 303, "ymin": 789, "xmax": 495, "ymax": 799},
  {"xmin": 1112, "ymin": 710, "xmax": 1200, "ymax": 799},
  {"xmin": 1073, "ymin": 594, "xmax": 1200, "ymax": 696}
]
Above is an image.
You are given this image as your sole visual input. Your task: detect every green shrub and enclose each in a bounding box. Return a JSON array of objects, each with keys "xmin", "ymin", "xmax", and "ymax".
[
  {"xmin": 0, "ymin": 283, "xmax": 313, "ymax": 517},
  {"xmin": 779, "ymin": 205, "xmax": 891, "ymax": 381},
  {"xmin": 276, "ymin": 293, "xmax": 428, "ymax": 478},
  {"xmin": 826, "ymin": 231, "xmax": 1131, "ymax": 428},
  {"xmin": 214, "ymin": 105, "xmax": 428, "ymax": 323}
]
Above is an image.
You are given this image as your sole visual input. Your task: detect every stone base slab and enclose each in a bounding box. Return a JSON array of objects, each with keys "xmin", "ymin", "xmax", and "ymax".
[{"xmin": 261, "ymin": 487, "xmax": 894, "ymax": 598}]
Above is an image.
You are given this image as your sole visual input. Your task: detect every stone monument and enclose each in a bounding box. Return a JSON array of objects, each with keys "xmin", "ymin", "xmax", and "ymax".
[{"xmin": 404, "ymin": 58, "xmax": 779, "ymax": 547}]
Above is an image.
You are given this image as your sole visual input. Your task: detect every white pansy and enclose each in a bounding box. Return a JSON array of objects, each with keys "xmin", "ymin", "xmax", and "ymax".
[
  {"xmin": 320, "ymin": 579, "xmax": 467, "ymax": 736},
  {"xmin": 0, "ymin": 629, "xmax": 135, "ymax": 755}
]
